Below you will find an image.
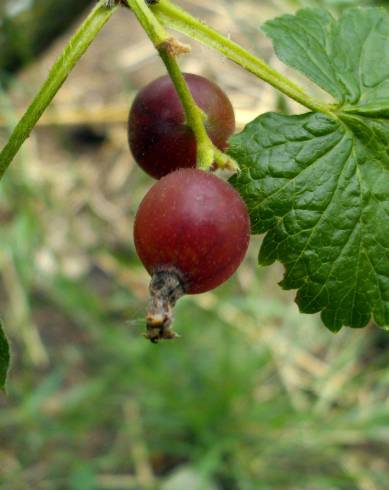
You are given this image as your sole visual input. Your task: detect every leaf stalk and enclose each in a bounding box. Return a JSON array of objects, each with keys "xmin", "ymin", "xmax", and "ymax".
[{"xmin": 152, "ymin": 0, "xmax": 337, "ymax": 118}]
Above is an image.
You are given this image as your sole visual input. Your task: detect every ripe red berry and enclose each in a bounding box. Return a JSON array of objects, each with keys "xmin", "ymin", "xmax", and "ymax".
[
  {"xmin": 134, "ymin": 168, "xmax": 250, "ymax": 341},
  {"xmin": 128, "ymin": 74, "xmax": 235, "ymax": 179}
]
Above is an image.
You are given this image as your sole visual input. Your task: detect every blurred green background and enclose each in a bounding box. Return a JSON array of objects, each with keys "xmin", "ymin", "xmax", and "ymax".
[{"xmin": 1, "ymin": 0, "xmax": 389, "ymax": 489}]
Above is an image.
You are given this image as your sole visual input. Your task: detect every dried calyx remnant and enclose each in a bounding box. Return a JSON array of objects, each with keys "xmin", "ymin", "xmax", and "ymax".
[{"xmin": 146, "ymin": 269, "xmax": 186, "ymax": 343}]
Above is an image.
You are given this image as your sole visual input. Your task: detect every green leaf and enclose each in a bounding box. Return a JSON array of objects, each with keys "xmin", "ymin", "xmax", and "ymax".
[
  {"xmin": 230, "ymin": 7, "xmax": 389, "ymax": 331},
  {"xmin": 263, "ymin": 7, "xmax": 389, "ymax": 109},
  {"xmin": 0, "ymin": 321, "xmax": 10, "ymax": 391}
]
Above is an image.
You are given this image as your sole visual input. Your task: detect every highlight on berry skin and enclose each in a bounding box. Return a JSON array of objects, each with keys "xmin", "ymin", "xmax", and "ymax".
[{"xmin": 134, "ymin": 168, "xmax": 250, "ymax": 342}]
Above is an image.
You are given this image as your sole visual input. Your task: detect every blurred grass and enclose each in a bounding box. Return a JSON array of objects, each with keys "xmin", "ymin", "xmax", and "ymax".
[{"xmin": 1, "ymin": 0, "xmax": 389, "ymax": 489}]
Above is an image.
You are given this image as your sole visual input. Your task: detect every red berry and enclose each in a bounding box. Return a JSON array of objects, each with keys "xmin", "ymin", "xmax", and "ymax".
[
  {"xmin": 134, "ymin": 169, "xmax": 250, "ymax": 342},
  {"xmin": 128, "ymin": 74, "xmax": 235, "ymax": 179}
]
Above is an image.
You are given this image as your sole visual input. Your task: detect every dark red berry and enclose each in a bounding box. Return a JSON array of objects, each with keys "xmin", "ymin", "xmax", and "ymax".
[
  {"xmin": 134, "ymin": 169, "xmax": 250, "ymax": 341},
  {"xmin": 128, "ymin": 74, "xmax": 235, "ymax": 179}
]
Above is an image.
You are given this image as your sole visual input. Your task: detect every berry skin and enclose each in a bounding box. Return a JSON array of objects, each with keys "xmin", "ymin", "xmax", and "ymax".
[
  {"xmin": 128, "ymin": 74, "xmax": 235, "ymax": 179},
  {"xmin": 134, "ymin": 169, "xmax": 250, "ymax": 341}
]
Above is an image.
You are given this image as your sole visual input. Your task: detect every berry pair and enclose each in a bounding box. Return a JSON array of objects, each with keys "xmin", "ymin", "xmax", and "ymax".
[{"xmin": 129, "ymin": 74, "xmax": 250, "ymax": 341}]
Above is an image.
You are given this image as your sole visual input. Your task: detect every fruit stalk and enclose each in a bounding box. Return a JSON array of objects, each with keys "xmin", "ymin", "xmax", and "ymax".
[
  {"xmin": 125, "ymin": 0, "xmax": 237, "ymax": 171},
  {"xmin": 158, "ymin": 48, "xmax": 215, "ymax": 170}
]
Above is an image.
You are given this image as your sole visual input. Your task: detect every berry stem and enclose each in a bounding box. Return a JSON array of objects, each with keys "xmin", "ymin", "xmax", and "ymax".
[
  {"xmin": 124, "ymin": 0, "xmax": 169, "ymax": 46},
  {"xmin": 158, "ymin": 49, "xmax": 219, "ymax": 170},
  {"xmin": 151, "ymin": 0, "xmax": 338, "ymax": 118},
  {"xmin": 125, "ymin": 0, "xmax": 237, "ymax": 171},
  {"xmin": 0, "ymin": 1, "xmax": 117, "ymax": 179}
]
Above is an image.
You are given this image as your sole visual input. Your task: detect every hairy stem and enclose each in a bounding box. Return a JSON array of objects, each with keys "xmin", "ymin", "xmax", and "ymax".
[
  {"xmin": 0, "ymin": 1, "xmax": 117, "ymax": 179},
  {"xmin": 125, "ymin": 0, "xmax": 236, "ymax": 170},
  {"xmin": 152, "ymin": 0, "xmax": 336, "ymax": 117}
]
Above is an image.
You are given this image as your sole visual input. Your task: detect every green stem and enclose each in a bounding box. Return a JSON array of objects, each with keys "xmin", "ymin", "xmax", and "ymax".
[
  {"xmin": 125, "ymin": 0, "xmax": 231, "ymax": 170},
  {"xmin": 124, "ymin": 0, "xmax": 168, "ymax": 45},
  {"xmin": 0, "ymin": 1, "xmax": 117, "ymax": 179},
  {"xmin": 152, "ymin": 0, "xmax": 336, "ymax": 117},
  {"xmin": 158, "ymin": 51, "xmax": 215, "ymax": 169}
]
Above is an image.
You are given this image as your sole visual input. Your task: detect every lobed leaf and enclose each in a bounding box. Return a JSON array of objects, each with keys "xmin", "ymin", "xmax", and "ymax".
[
  {"xmin": 263, "ymin": 7, "xmax": 389, "ymax": 110},
  {"xmin": 231, "ymin": 8, "xmax": 389, "ymax": 331}
]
